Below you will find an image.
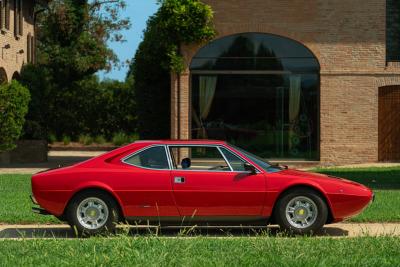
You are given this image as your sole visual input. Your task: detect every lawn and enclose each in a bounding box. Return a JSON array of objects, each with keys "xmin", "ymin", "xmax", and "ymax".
[
  {"xmin": 0, "ymin": 236, "xmax": 399, "ymax": 266},
  {"xmin": 315, "ymin": 166, "xmax": 400, "ymax": 189},
  {"xmin": 314, "ymin": 166, "xmax": 400, "ymax": 222},
  {"xmin": 0, "ymin": 167, "xmax": 399, "ymax": 224},
  {"xmin": 0, "ymin": 174, "xmax": 59, "ymax": 224}
]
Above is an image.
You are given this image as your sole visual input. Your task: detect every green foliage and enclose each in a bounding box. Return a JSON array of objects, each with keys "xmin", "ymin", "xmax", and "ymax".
[
  {"xmin": 112, "ymin": 132, "xmax": 130, "ymax": 146},
  {"xmin": 37, "ymin": 0, "xmax": 130, "ymax": 79},
  {"xmin": 157, "ymin": 0, "xmax": 215, "ymax": 72},
  {"xmin": 1, "ymin": 237, "xmax": 400, "ymax": 266},
  {"xmin": 111, "ymin": 132, "xmax": 139, "ymax": 146},
  {"xmin": 48, "ymin": 133, "xmax": 57, "ymax": 144},
  {"xmin": 132, "ymin": 0, "xmax": 216, "ymax": 139},
  {"xmin": 78, "ymin": 134, "xmax": 93, "ymax": 145},
  {"xmin": 20, "ymin": 0, "xmax": 133, "ymax": 140},
  {"xmin": 94, "ymin": 135, "xmax": 106, "ymax": 144},
  {"xmin": 20, "ymin": 67, "xmax": 136, "ymax": 140},
  {"xmin": 62, "ymin": 135, "xmax": 71, "ymax": 145},
  {"xmin": 0, "ymin": 81, "xmax": 31, "ymax": 152}
]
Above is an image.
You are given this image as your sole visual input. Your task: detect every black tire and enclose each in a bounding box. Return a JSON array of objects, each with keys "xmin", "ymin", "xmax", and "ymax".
[
  {"xmin": 274, "ymin": 188, "xmax": 328, "ymax": 235},
  {"xmin": 66, "ymin": 190, "xmax": 120, "ymax": 236}
]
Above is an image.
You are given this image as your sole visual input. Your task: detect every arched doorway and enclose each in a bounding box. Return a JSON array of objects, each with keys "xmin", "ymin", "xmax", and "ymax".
[
  {"xmin": 12, "ymin": 71, "xmax": 21, "ymax": 81},
  {"xmin": 379, "ymin": 85, "xmax": 400, "ymax": 161},
  {"xmin": 190, "ymin": 33, "xmax": 320, "ymax": 160},
  {"xmin": 0, "ymin": 68, "xmax": 7, "ymax": 84}
]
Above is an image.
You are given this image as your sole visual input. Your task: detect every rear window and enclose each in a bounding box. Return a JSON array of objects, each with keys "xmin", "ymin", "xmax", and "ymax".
[{"xmin": 123, "ymin": 146, "xmax": 169, "ymax": 170}]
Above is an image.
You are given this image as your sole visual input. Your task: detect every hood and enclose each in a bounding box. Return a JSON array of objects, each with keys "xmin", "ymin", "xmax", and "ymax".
[{"xmin": 278, "ymin": 169, "xmax": 366, "ymax": 187}]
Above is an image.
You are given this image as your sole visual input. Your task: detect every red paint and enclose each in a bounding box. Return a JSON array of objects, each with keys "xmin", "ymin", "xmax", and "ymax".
[{"xmin": 31, "ymin": 140, "xmax": 373, "ymax": 223}]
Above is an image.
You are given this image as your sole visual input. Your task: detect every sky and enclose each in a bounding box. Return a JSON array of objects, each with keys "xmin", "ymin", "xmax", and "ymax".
[{"xmin": 98, "ymin": 0, "xmax": 159, "ymax": 81}]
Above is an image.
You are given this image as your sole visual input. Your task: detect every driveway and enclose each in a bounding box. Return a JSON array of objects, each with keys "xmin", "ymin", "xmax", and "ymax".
[{"xmin": 0, "ymin": 151, "xmax": 107, "ymax": 174}]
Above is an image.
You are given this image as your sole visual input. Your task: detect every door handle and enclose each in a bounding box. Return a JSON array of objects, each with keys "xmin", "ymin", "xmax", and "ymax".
[{"xmin": 174, "ymin": 177, "xmax": 185, "ymax": 184}]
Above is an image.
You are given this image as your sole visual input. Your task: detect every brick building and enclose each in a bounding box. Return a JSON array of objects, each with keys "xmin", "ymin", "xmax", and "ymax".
[
  {"xmin": 171, "ymin": 0, "xmax": 400, "ymax": 165},
  {"xmin": 0, "ymin": 0, "xmax": 40, "ymax": 83}
]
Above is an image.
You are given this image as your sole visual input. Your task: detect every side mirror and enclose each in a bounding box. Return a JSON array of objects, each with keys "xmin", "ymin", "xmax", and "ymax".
[{"xmin": 244, "ymin": 163, "xmax": 257, "ymax": 175}]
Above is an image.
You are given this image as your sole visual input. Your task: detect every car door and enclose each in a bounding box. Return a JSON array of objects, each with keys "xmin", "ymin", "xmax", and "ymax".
[
  {"xmin": 168, "ymin": 145, "xmax": 266, "ymax": 218},
  {"xmin": 118, "ymin": 145, "xmax": 180, "ymax": 218}
]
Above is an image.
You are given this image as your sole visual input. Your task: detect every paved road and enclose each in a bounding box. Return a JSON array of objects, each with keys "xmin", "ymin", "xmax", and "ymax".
[
  {"xmin": 0, "ymin": 151, "xmax": 107, "ymax": 174},
  {"xmin": 0, "ymin": 223, "xmax": 399, "ymax": 239}
]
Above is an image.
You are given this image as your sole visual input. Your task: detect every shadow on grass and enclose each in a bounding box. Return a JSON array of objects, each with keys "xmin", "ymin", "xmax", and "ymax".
[
  {"xmin": 0, "ymin": 225, "xmax": 348, "ymax": 239},
  {"xmin": 315, "ymin": 167, "xmax": 400, "ymax": 190}
]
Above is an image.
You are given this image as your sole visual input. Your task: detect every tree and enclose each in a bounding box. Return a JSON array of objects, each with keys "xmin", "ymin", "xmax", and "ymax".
[
  {"xmin": 132, "ymin": 0, "xmax": 215, "ymax": 138},
  {"xmin": 36, "ymin": 0, "xmax": 130, "ymax": 80},
  {"xmin": 21, "ymin": 0, "xmax": 132, "ymax": 139},
  {"xmin": 0, "ymin": 81, "xmax": 31, "ymax": 152}
]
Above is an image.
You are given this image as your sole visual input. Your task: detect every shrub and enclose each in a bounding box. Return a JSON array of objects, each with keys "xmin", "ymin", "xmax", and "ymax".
[
  {"xmin": 112, "ymin": 132, "xmax": 130, "ymax": 146},
  {"xmin": 20, "ymin": 67, "xmax": 137, "ymax": 140},
  {"xmin": 94, "ymin": 135, "xmax": 106, "ymax": 144},
  {"xmin": 23, "ymin": 120, "xmax": 47, "ymax": 140},
  {"xmin": 0, "ymin": 81, "xmax": 31, "ymax": 152},
  {"xmin": 78, "ymin": 134, "xmax": 93, "ymax": 146},
  {"xmin": 48, "ymin": 133, "xmax": 57, "ymax": 144},
  {"xmin": 129, "ymin": 133, "xmax": 140, "ymax": 143},
  {"xmin": 62, "ymin": 135, "xmax": 71, "ymax": 146}
]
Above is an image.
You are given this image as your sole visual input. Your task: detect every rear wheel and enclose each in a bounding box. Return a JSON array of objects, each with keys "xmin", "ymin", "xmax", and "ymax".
[
  {"xmin": 66, "ymin": 190, "xmax": 120, "ymax": 236},
  {"xmin": 274, "ymin": 188, "xmax": 328, "ymax": 235}
]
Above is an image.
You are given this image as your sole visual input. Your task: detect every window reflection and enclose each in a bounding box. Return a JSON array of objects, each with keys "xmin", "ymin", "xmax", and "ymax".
[{"xmin": 190, "ymin": 33, "xmax": 320, "ymax": 160}]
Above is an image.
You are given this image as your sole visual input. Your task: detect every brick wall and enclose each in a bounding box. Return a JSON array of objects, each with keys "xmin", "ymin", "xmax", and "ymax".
[
  {"xmin": 172, "ymin": 0, "xmax": 400, "ymax": 164},
  {"xmin": 0, "ymin": 0, "xmax": 35, "ymax": 82}
]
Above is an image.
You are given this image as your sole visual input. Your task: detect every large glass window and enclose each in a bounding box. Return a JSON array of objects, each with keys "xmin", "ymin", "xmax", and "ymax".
[{"xmin": 190, "ymin": 33, "xmax": 320, "ymax": 160}]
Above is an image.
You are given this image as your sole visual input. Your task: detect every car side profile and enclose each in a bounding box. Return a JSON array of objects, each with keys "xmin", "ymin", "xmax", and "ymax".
[{"xmin": 31, "ymin": 140, "xmax": 374, "ymax": 235}]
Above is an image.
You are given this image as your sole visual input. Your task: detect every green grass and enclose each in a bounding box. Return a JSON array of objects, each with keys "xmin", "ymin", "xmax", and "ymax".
[
  {"xmin": 313, "ymin": 166, "xmax": 400, "ymax": 222},
  {"xmin": 0, "ymin": 167, "xmax": 399, "ymax": 224},
  {"xmin": 349, "ymin": 190, "xmax": 400, "ymax": 222},
  {"xmin": 0, "ymin": 236, "xmax": 399, "ymax": 266},
  {"xmin": 0, "ymin": 174, "xmax": 59, "ymax": 224},
  {"xmin": 315, "ymin": 166, "xmax": 400, "ymax": 189}
]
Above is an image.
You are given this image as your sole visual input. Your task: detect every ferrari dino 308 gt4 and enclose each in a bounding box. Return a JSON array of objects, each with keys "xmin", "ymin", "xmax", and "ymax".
[{"xmin": 31, "ymin": 140, "xmax": 373, "ymax": 235}]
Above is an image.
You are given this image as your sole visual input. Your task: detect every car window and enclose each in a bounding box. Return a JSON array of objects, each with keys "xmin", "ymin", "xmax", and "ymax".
[
  {"xmin": 219, "ymin": 147, "xmax": 247, "ymax": 171},
  {"xmin": 124, "ymin": 146, "xmax": 169, "ymax": 170},
  {"xmin": 169, "ymin": 146, "xmax": 230, "ymax": 171}
]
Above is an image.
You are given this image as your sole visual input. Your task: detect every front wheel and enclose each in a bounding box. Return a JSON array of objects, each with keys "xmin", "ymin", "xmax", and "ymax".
[
  {"xmin": 66, "ymin": 190, "xmax": 120, "ymax": 236},
  {"xmin": 274, "ymin": 189, "xmax": 328, "ymax": 235}
]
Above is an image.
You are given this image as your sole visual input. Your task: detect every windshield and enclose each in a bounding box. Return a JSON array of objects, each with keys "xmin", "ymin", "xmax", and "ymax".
[{"xmin": 230, "ymin": 144, "xmax": 282, "ymax": 172}]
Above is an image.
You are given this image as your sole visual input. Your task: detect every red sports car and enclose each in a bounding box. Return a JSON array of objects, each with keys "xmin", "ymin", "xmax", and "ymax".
[{"xmin": 31, "ymin": 140, "xmax": 374, "ymax": 235}]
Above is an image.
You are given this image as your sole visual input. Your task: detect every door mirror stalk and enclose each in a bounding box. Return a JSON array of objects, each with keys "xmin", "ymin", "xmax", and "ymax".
[{"xmin": 244, "ymin": 163, "xmax": 257, "ymax": 175}]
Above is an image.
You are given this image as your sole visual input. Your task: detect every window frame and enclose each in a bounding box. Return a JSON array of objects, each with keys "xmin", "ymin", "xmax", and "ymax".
[
  {"xmin": 166, "ymin": 144, "xmax": 261, "ymax": 174},
  {"xmin": 13, "ymin": 0, "xmax": 23, "ymax": 37},
  {"xmin": 120, "ymin": 144, "xmax": 262, "ymax": 174},
  {"xmin": 121, "ymin": 145, "xmax": 172, "ymax": 171},
  {"xmin": 4, "ymin": 0, "xmax": 9, "ymax": 30}
]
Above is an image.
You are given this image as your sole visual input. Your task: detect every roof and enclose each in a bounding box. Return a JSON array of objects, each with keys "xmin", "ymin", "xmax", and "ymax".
[{"xmin": 133, "ymin": 140, "xmax": 227, "ymax": 145}]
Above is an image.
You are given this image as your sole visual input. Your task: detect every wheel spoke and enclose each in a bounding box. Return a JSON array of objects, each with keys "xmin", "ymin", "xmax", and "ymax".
[
  {"xmin": 76, "ymin": 197, "xmax": 109, "ymax": 230},
  {"xmin": 285, "ymin": 196, "xmax": 318, "ymax": 229}
]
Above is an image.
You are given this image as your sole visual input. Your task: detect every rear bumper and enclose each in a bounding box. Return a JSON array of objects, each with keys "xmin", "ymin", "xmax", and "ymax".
[
  {"xmin": 30, "ymin": 195, "xmax": 38, "ymax": 205},
  {"xmin": 31, "ymin": 195, "xmax": 51, "ymax": 215},
  {"xmin": 32, "ymin": 206, "xmax": 51, "ymax": 215}
]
